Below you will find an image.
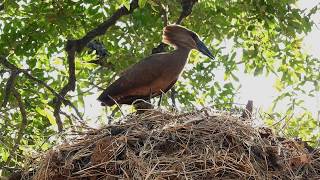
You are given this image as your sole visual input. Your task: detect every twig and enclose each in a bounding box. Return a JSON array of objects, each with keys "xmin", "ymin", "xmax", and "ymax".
[{"xmin": 52, "ymin": 0, "xmax": 140, "ymax": 132}]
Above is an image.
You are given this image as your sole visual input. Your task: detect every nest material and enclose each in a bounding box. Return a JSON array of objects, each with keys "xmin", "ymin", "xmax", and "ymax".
[{"xmin": 22, "ymin": 109, "xmax": 320, "ymax": 179}]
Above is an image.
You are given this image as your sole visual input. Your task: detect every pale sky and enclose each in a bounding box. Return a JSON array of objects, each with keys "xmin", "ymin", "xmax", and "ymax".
[{"xmin": 81, "ymin": 0, "xmax": 320, "ymax": 124}]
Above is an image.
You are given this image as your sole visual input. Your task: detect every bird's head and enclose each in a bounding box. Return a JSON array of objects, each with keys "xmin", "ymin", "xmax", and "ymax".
[{"xmin": 162, "ymin": 25, "xmax": 215, "ymax": 60}]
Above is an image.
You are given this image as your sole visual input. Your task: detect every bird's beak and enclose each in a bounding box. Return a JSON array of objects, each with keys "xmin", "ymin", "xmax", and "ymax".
[{"xmin": 196, "ymin": 39, "xmax": 215, "ymax": 60}]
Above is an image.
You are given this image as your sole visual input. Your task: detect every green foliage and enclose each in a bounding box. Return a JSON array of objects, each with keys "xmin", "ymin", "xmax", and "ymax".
[{"xmin": 0, "ymin": 0, "xmax": 319, "ymax": 171}]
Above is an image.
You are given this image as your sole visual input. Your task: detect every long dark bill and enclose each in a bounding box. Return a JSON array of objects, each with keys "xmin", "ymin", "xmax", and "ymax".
[{"xmin": 196, "ymin": 40, "xmax": 215, "ymax": 60}]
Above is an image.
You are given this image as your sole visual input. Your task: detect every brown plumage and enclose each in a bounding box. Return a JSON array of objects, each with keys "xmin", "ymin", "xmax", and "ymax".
[{"xmin": 98, "ymin": 25, "xmax": 214, "ymax": 106}]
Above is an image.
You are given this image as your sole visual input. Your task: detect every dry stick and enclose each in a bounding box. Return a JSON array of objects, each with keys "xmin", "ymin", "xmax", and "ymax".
[
  {"xmin": 241, "ymin": 100, "xmax": 253, "ymax": 119},
  {"xmin": 52, "ymin": 0, "xmax": 139, "ymax": 132},
  {"xmin": 7, "ymin": 89, "xmax": 28, "ymax": 164}
]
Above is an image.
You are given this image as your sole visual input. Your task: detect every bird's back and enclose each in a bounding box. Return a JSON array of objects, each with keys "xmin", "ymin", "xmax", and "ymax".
[{"xmin": 98, "ymin": 49, "xmax": 190, "ymax": 106}]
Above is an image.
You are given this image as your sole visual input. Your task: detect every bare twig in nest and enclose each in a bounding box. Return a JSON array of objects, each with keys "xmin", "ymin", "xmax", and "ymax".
[{"xmin": 241, "ymin": 100, "xmax": 253, "ymax": 119}]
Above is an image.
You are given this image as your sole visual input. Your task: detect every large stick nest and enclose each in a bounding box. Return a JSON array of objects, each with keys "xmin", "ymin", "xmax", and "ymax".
[{"xmin": 18, "ymin": 109, "xmax": 320, "ymax": 179}]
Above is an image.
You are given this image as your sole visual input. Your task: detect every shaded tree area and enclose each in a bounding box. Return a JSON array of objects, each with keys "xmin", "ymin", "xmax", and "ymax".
[{"xmin": 0, "ymin": 0, "xmax": 319, "ymax": 174}]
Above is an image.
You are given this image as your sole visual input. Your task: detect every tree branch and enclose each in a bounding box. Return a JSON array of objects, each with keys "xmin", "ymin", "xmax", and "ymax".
[
  {"xmin": 8, "ymin": 89, "xmax": 27, "ymax": 163},
  {"xmin": 0, "ymin": 70, "xmax": 19, "ymax": 110},
  {"xmin": 152, "ymin": 0, "xmax": 198, "ymax": 54},
  {"xmin": 53, "ymin": 0, "xmax": 140, "ymax": 132},
  {"xmin": 176, "ymin": 0, "xmax": 198, "ymax": 24},
  {"xmin": 0, "ymin": 56, "xmax": 83, "ymax": 126}
]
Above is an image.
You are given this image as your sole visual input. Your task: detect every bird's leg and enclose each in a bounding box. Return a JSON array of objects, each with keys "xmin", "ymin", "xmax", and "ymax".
[
  {"xmin": 108, "ymin": 107, "xmax": 119, "ymax": 124},
  {"xmin": 170, "ymin": 87, "xmax": 177, "ymax": 109},
  {"xmin": 148, "ymin": 88, "xmax": 152, "ymax": 103},
  {"xmin": 158, "ymin": 92, "xmax": 163, "ymax": 107}
]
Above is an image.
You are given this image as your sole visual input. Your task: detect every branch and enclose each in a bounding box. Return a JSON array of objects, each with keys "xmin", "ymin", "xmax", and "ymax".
[
  {"xmin": 0, "ymin": 56, "xmax": 83, "ymax": 125},
  {"xmin": 151, "ymin": 0, "xmax": 198, "ymax": 54},
  {"xmin": 176, "ymin": 0, "xmax": 198, "ymax": 24},
  {"xmin": 53, "ymin": 0, "xmax": 139, "ymax": 132},
  {"xmin": 8, "ymin": 89, "xmax": 27, "ymax": 163},
  {"xmin": 155, "ymin": 0, "xmax": 168, "ymax": 27},
  {"xmin": 0, "ymin": 70, "xmax": 19, "ymax": 110}
]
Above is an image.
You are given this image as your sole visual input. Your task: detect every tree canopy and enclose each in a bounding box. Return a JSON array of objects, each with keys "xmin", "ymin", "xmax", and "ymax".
[{"xmin": 0, "ymin": 0, "xmax": 319, "ymax": 171}]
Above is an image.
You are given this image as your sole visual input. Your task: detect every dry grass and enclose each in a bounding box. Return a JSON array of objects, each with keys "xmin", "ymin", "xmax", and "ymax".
[{"xmin": 20, "ymin": 109, "xmax": 320, "ymax": 179}]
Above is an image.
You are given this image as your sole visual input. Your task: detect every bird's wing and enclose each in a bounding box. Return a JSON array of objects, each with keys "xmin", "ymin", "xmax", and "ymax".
[{"xmin": 100, "ymin": 53, "xmax": 169, "ymax": 98}]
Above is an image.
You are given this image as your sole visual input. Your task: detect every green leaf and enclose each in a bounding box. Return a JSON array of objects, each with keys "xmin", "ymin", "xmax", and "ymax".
[
  {"xmin": 230, "ymin": 73, "xmax": 239, "ymax": 82},
  {"xmin": 44, "ymin": 108, "xmax": 56, "ymax": 126},
  {"xmin": 1, "ymin": 149, "xmax": 10, "ymax": 162},
  {"xmin": 122, "ymin": 0, "xmax": 130, "ymax": 10},
  {"xmin": 139, "ymin": 0, "xmax": 148, "ymax": 8},
  {"xmin": 273, "ymin": 79, "xmax": 284, "ymax": 92},
  {"xmin": 36, "ymin": 107, "xmax": 56, "ymax": 125}
]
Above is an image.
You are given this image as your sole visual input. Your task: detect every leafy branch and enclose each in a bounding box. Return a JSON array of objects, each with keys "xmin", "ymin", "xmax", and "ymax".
[{"xmin": 0, "ymin": 56, "xmax": 83, "ymax": 125}]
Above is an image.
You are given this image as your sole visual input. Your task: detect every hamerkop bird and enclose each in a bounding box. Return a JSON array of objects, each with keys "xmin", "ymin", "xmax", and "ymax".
[{"xmin": 98, "ymin": 25, "xmax": 214, "ymax": 106}]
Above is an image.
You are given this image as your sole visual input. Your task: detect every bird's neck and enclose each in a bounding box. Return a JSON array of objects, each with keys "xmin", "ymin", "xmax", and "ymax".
[{"xmin": 174, "ymin": 47, "xmax": 191, "ymax": 64}]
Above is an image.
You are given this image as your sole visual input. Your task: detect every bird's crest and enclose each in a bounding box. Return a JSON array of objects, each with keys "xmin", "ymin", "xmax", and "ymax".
[{"xmin": 162, "ymin": 25, "xmax": 199, "ymax": 49}]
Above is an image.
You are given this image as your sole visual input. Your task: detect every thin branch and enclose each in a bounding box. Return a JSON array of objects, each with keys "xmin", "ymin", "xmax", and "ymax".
[
  {"xmin": 53, "ymin": 0, "xmax": 139, "ymax": 132},
  {"xmin": 0, "ymin": 70, "xmax": 19, "ymax": 110},
  {"xmin": 155, "ymin": 0, "xmax": 168, "ymax": 27},
  {"xmin": 8, "ymin": 89, "xmax": 27, "ymax": 163}
]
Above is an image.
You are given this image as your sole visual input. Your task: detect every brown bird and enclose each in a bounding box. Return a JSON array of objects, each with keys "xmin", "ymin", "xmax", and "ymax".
[{"xmin": 98, "ymin": 25, "xmax": 214, "ymax": 106}]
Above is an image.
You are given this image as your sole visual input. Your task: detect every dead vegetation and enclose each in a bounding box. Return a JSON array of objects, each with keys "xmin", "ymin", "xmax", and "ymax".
[{"xmin": 15, "ymin": 109, "xmax": 320, "ymax": 179}]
